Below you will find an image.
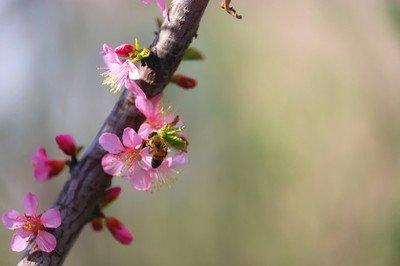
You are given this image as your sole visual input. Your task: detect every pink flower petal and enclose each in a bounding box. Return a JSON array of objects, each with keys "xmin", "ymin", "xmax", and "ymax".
[
  {"xmin": 135, "ymin": 97, "xmax": 155, "ymax": 118},
  {"xmin": 2, "ymin": 210, "xmax": 25, "ymax": 230},
  {"xmin": 10, "ymin": 229, "xmax": 32, "ymax": 252},
  {"xmin": 139, "ymin": 148, "xmax": 153, "ymax": 170},
  {"xmin": 102, "ymin": 44, "xmax": 121, "ymax": 67},
  {"xmin": 130, "ymin": 167, "xmax": 153, "ymax": 191},
  {"xmin": 23, "ymin": 193, "xmax": 39, "ymax": 216},
  {"xmin": 102, "ymin": 154, "xmax": 125, "ymax": 176},
  {"xmin": 99, "ymin": 133, "xmax": 125, "ymax": 154},
  {"xmin": 156, "ymin": 0, "xmax": 168, "ymax": 18},
  {"xmin": 127, "ymin": 61, "xmax": 140, "ymax": 80},
  {"xmin": 41, "ymin": 208, "xmax": 61, "ymax": 229},
  {"xmin": 34, "ymin": 164, "xmax": 51, "ymax": 182},
  {"xmin": 31, "ymin": 147, "xmax": 48, "ymax": 163},
  {"xmin": 138, "ymin": 123, "xmax": 153, "ymax": 140},
  {"xmin": 169, "ymin": 152, "xmax": 189, "ymax": 168},
  {"xmin": 32, "ymin": 148, "xmax": 66, "ymax": 181},
  {"xmin": 125, "ymin": 79, "xmax": 146, "ymax": 98},
  {"xmin": 36, "ymin": 230, "xmax": 57, "ymax": 253},
  {"xmin": 122, "ymin": 128, "xmax": 142, "ymax": 149},
  {"xmin": 150, "ymin": 93, "xmax": 163, "ymax": 106}
]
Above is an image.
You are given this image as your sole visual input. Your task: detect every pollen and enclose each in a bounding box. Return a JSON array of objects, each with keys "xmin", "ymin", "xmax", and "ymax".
[
  {"xmin": 101, "ymin": 73, "xmax": 122, "ymax": 94},
  {"xmin": 149, "ymin": 175, "xmax": 177, "ymax": 193}
]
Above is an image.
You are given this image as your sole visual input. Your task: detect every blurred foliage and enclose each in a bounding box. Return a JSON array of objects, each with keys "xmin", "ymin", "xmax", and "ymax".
[{"xmin": 387, "ymin": 0, "xmax": 400, "ymax": 36}]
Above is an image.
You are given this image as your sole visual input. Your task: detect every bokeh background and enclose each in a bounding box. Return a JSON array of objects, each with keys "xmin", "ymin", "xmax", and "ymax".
[{"xmin": 1, "ymin": 0, "xmax": 400, "ymax": 265}]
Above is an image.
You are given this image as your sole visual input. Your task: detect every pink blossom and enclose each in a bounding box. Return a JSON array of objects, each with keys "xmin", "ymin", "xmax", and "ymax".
[
  {"xmin": 106, "ymin": 217, "xmax": 133, "ymax": 245},
  {"xmin": 2, "ymin": 193, "xmax": 61, "ymax": 253},
  {"xmin": 99, "ymin": 128, "xmax": 154, "ymax": 191},
  {"xmin": 32, "ymin": 148, "xmax": 66, "ymax": 182},
  {"xmin": 141, "ymin": 0, "xmax": 168, "ymax": 18},
  {"xmin": 101, "ymin": 44, "xmax": 140, "ymax": 93},
  {"xmin": 55, "ymin": 134, "xmax": 77, "ymax": 157}
]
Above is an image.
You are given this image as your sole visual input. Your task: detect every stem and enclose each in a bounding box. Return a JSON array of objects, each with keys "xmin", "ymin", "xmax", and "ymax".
[{"xmin": 18, "ymin": 0, "xmax": 209, "ymax": 265}]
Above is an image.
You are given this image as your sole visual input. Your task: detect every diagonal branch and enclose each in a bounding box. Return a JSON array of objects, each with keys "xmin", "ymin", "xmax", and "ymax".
[{"xmin": 18, "ymin": 0, "xmax": 209, "ymax": 265}]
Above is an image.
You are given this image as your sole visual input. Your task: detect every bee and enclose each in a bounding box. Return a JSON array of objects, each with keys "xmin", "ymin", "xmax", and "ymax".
[
  {"xmin": 146, "ymin": 116, "xmax": 188, "ymax": 169},
  {"xmin": 147, "ymin": 132, "xmax": 168, "ymax": 168}
]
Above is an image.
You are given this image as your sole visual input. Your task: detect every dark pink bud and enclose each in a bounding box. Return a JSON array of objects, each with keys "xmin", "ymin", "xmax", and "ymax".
[
  {"xmin": 100, "ymin": 186, "xmax": 121, "ymax": 208},
  {"xmin": 91, "ymin": 218, "xmax": 104, "ymax": 231},
  {"xmin": 106, "ymin": 217, "xmax": 133, "ymax": 245},
  {"xmin": 171, "ymin": 73, "xmax": 197, "ymax": 89},
  {"xmin": 115, "ymin": 44, "xmax": 135, "ymax": 57},
  {"xmin": 55, "ymin": 134, "xmax": 77, "ymax": 157},
  {"xmin": 47, "ymin": 160, "xmax": 66, "ymax": 176}
]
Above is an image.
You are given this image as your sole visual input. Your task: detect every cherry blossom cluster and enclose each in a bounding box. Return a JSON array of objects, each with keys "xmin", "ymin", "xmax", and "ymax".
[
  {"xmin": 2, "ymin": 135, "xmax": 77, "ymax": 253},
  {"xmin": 2, "ymin": 0, "xmax": 202, "ymax": 254},
  {"xmin": 98, "ymin": 92, "xmax": 189, "ymax": 191}
]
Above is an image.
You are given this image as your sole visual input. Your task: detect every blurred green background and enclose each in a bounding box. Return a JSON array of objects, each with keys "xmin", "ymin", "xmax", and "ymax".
[{"xmin": 2, "ymin": 0, "xmax": 400, "ymax": 265}]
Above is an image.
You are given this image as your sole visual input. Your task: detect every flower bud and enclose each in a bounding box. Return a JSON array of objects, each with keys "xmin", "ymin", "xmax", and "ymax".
[
  {"xmin": 99, "ymin": 186, "xmax": 122, "ymax": 208},
  {"xmin": 91, "ymin": 218, "xmax": 104, "ymax": 231},
  {"xmin": 47, "ymin": 160, "xmax": 66, "ymax": 176},
  {"xmin": 171, "ymin": 74, "xmax": 197, "ymax": 89},
  {"xmin": 106, "ymin": 217, "xmax": 133, "ymax": 245},
  {"xmin": 55, "ymin": 134, "xmax": 77, "ymax": 157},
  {"xmin": 115, "ymin": 43, "xmax": 135, "ymax": 57}
]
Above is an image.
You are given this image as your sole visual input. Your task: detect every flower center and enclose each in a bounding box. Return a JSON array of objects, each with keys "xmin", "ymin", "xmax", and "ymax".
[
  {"xmin": 120, "ymin": 149, "xmax": 141, "ymax": 176},
  {"xmin": 23, "ymin": 215, "xmax": 44, "ymax": 234}
]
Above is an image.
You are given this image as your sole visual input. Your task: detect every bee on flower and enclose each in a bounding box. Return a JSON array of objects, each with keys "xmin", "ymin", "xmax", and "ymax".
[{"xmin": 99, "ymin": 122, "xmax": 188, "ymax": 191}]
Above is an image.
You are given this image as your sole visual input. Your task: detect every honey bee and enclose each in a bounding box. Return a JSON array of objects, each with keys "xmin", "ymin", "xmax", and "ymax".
[
  {"xmin": 146, "ymin": 116, "xmax": 188, "ymax": 169},
  {"xmin": 147, "ymin": 132, "xmax": 169, "ymax": 168}
]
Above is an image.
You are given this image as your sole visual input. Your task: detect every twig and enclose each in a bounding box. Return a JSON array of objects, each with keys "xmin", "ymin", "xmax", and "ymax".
[{"xmin": 17, "ymin": 0, "xmax": 210, "ymax": 265}]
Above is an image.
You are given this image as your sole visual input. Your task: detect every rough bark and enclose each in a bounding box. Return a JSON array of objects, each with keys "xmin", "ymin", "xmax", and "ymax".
[{"xmin": 18, "ymin": 0, "xmax": 209, "ymax": 265}]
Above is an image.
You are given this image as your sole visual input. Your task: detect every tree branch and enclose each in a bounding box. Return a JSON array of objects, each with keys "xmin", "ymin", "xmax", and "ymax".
[{"xmin": 18, "ymin": 0, "xmax": 209, "ymax": 265}]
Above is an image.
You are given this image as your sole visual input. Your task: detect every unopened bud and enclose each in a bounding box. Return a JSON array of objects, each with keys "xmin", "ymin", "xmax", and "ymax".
[
  {"xmin": 55, "ymin": 134, "xmax": 77, "ymax": 157},
  {"xmin": 115, "ymin": 43, "xmax": 135, "ymax": 57},
  {"xmin": 171, "ymin": 74, "xmax": 197, "ymax": 89},
  {"xmin": 99, "ymin": 186, "xmax": 122, "ymax": 208},
  {"xmin": 91, "ymin": 218, "xmax": 104, "ymax": 231},
  {"xmin": 106, "ymin": 217, "xmax": 134, "ymax": 245}
]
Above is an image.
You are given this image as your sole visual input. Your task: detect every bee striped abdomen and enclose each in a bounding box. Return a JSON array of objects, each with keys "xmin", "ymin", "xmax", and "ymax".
[
  {"xmin": 151, "ymin": 155, "xmax": 164, "ymax": 168},
  {"xmin": 147, "ymin": 133, "xmax": 169, "ymax": 169}
]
